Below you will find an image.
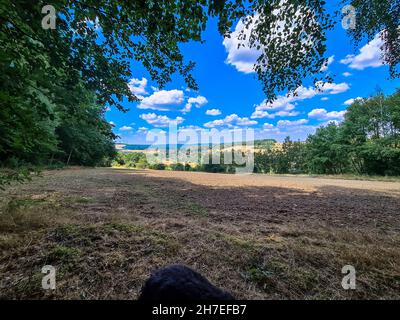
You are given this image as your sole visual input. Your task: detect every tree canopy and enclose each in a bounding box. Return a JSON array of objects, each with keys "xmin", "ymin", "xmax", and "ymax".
[
  {"xmin": 1, "ymin": 1, "xmax": 398, "ymax": 104},
  {"xmin": 0, "ymin": 0, "xmax": 399, "ymax": 186}
]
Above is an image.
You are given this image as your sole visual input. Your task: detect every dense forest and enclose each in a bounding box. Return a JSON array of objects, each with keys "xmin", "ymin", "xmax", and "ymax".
[{"xmin": 0, "ymin": 1, "xmax": 399, "ymax": 187}]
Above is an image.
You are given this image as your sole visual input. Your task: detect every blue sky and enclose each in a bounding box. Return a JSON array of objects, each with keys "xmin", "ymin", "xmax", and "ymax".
[{"xmin": 106, "ymin": 11, "xmax": 399, "ymax": 145}]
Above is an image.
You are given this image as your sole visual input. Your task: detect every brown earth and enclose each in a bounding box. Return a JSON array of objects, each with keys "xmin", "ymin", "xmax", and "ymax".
[{"xmin": 0, "ymin": 168, "xmax": 399, "ymax": 299}]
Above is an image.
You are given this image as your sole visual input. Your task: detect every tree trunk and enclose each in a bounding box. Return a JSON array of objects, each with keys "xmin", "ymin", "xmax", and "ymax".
[{"xmin": 66, "ymin": 148, "xmax": 73, "ymax": 166}]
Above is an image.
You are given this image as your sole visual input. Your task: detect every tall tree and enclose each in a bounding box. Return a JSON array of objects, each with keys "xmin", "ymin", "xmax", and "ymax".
[
  {"xmin": 342, "ymin": 90, "xmax": 400, "ymax": 175},
  {"xmin": 306, "ymin": 123, "xmax": 349, "ymax": 174}
]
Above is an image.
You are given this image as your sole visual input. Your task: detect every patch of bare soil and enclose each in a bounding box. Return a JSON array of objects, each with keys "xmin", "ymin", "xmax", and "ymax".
[{"xmin": 0, "ymin": 168, "xmax": 399, "ymax": 299}]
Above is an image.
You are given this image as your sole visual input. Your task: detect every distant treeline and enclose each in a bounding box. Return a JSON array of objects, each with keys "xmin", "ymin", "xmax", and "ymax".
[
  {"xmin": 116, "ymin": 91, "xmax": 400, "ymax": 176},
  {"xmin": 112, "ymin": 152, "xmax": 238, "ymax": 173}
]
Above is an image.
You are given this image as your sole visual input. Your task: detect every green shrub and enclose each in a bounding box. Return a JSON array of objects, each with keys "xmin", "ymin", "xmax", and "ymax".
[
  {"xmin": 111, "ymin": 152, "xmax": 148, "ymax": 168},
  {"xmin": 170, "ymin": 163, "xmax": 185, "ymax": 171},
  {"xmin": 149, "ymin": 163, "xmax": 166, "ymax": 170},
  {"xmin": 200, "ymin": 163, "xmax": 226, "ymax": 173}
]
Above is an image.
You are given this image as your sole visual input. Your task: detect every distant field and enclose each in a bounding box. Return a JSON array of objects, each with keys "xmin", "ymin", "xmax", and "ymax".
[{"xmin": 1, "ymin": 168, "xmax": 399, "ymax": 299}]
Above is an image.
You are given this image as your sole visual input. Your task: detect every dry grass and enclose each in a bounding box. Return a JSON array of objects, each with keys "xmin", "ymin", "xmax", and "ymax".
[{"xmin": 0, "ymin": 168, "xmax": 399, "ymax": 299}]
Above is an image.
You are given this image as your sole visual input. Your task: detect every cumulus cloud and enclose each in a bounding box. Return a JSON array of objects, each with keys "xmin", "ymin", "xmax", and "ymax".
[
  {"xmin": 204, "ymin": 114, "xmax": 258, "ymax": 128},
  {"xmin": 308, "ymin": 108, "xmax": 346, "ymax": 120},
  {"xmin": 340, "ymin": 34, "xmax": 384, "ymax": 70},
  {"xmin": 179, "ymin": 125, "xmax": 202, "ymax": 131},
  {"xmin": 251, "ymin": 110, "xmax": 274, "ymax": 119},
  {"xmin": 318, "ymin": 82, "xmax": 350, "ymax": 95},
  {"xmin": 178, "ymin": 125, "xmax": 203, "ymax": 136},
  {"xmin": 138, "ymin": 89, "xmax": 185, "ymax": 111},
  {"xmin": 321, "ymin": 97, "xmax": 329, "ymax": 101},
  {"xmin": 277, "ymin": 119, "xmax": 309, "ymax": 128},
  {"xmin": 344, "ymin": 97, "xmax": 362, "ymax": 106},
  {"xmin": 274, "ymin": 111, "xmax": 300, "ymax": 117},
  {"xmin": 263, "ymin": 123, "xmax": 275, "ymax": 130},
  {"xmin": 320, "ymin": 55, "xmax": 335, "ymax": 72},
  {"xmin": 206, "ymin": 109, "xmax": 222, "ymax": 116},
  {"xmin": 222, "ymin": 16, "xmax": 261, "ymax": 74},
  {"xmin": 182, "ymin": 95, "xmax": 208, "ymax": 113},
  {"xmin": 140, "ymin": 113, "xmax": 184, "ymax": 128},
  {"xmin": 253, "ymin": 110, "xmax": 300, "ymax": 119},
  {"xmin": 128, "ymin": 77, "xmax": 148, "ymax": 98},
  {"xmin": 342, "ymin": 72, "xmax": 352, "ymax": 77},
  {"xmin": 137, "ymin": 127, "xmax": 149, "ymax": 134},
  {"xmin": 251, "ymin": 82, "xmax": 350, "ymax": 119},
  {"xmin": 119, "ymin": 126, "xmax": 133, "ymax": 131}
]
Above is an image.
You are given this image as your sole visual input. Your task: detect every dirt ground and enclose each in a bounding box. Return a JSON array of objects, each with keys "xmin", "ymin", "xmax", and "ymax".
[{"xmin": 0, "ymin": 168, "xmax": 399, "ymax": 299}]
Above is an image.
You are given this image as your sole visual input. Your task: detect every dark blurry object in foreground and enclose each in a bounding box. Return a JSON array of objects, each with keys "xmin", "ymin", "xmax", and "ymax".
[{"xmin": 139, "ymin": 265, "xmax": 235, "ymax": 301}]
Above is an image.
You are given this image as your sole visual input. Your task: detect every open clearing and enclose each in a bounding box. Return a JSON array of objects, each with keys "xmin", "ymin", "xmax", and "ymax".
[{"xmin": 0, "ymin": 168, "xmax": 399, "ymax": 299}]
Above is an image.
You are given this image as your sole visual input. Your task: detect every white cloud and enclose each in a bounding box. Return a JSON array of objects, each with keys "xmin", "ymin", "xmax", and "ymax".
[
  {"xmin": 136, "ymin": 127, "xmax": 148, "ymax": 134},
  {"xmin": 251, "ymin": 110, "xmax": 274, "ymax": 119},
  {"xmin": 251, "ymin": 82, "xmax": 350, "ymax": 119},
  {"xmin": 222, "ymin": 16, "xmax": 261, "ymax": 74},
  {"xmin": 251, "ymin": 96, "xmax": 297, "ymax": 119},
  {"xmin": 320, "ymin": 55, "xmax": 335, "ymax": 72},
  {"xmin": 182, "ymin": 95, "xmax": 208, "ymax": 113},
  {"xmin": 179, "ymin": 125, "xmax": 202, "ymax": 131},
  {"xmin": 140, "ymin": 113, "xmax": 184, "ymax": 128},
  {"xmin": 344, "ymin": 97, "xmax": 362, "ymax": 106},
  {"xmin": 340, "ymin": 33, "xmax": 384, "ymax": 70},
  {"xmin": 119, "ymin": 126, "xmax": 133, "ymax": 131},
  {"xmin": 128, "ymin": 77, "xmax": 148, "ymax": 98},
  {"xmin": 253, "ymin": 109, "xmax": 300, "ymax": 119},
  {"xmin": 105, "ymin": 106, "xmax": 111, "ymax": 112},
  {"xmin": 318, "ymin": 82, "xmax": 350, "ymax": 95},
  {"xmin": 204, "ymin": 114, "xmax": 258, "ymax": 128},
  {"xmin": 263, "ymin": 123, "xmax": 275, "ymax": 130},
  {"xmin": 308, "ymin": 108, "xmax": 346, "ymax": 120},
  {"xmin": 321, "ymin": 97, "xmax": 329, "ymax": 101},
  {"xmin": 178, "ymin": 125, "xmax": 203, "ymax": 135},
  {"xmin": 109, "ymin": 121, "xmax": 115, "ymax": 126},
  {"xmin": 138, "ymin": 89, "xmax": 185, "ymax": 111},
  {"xmin": 277, "ymin": 119, "xmax": 309, "ymax": 128},
  {"xmin": 342, "ymin": 72, "xmax": 352, "ymax": 77},
  {"xmin": 274, "ymin": 110, "xmax": 300, "ymax": 117},
  {"xmin": 206, "ymin": 109, "xmax": 222, "ymax": 116}
]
